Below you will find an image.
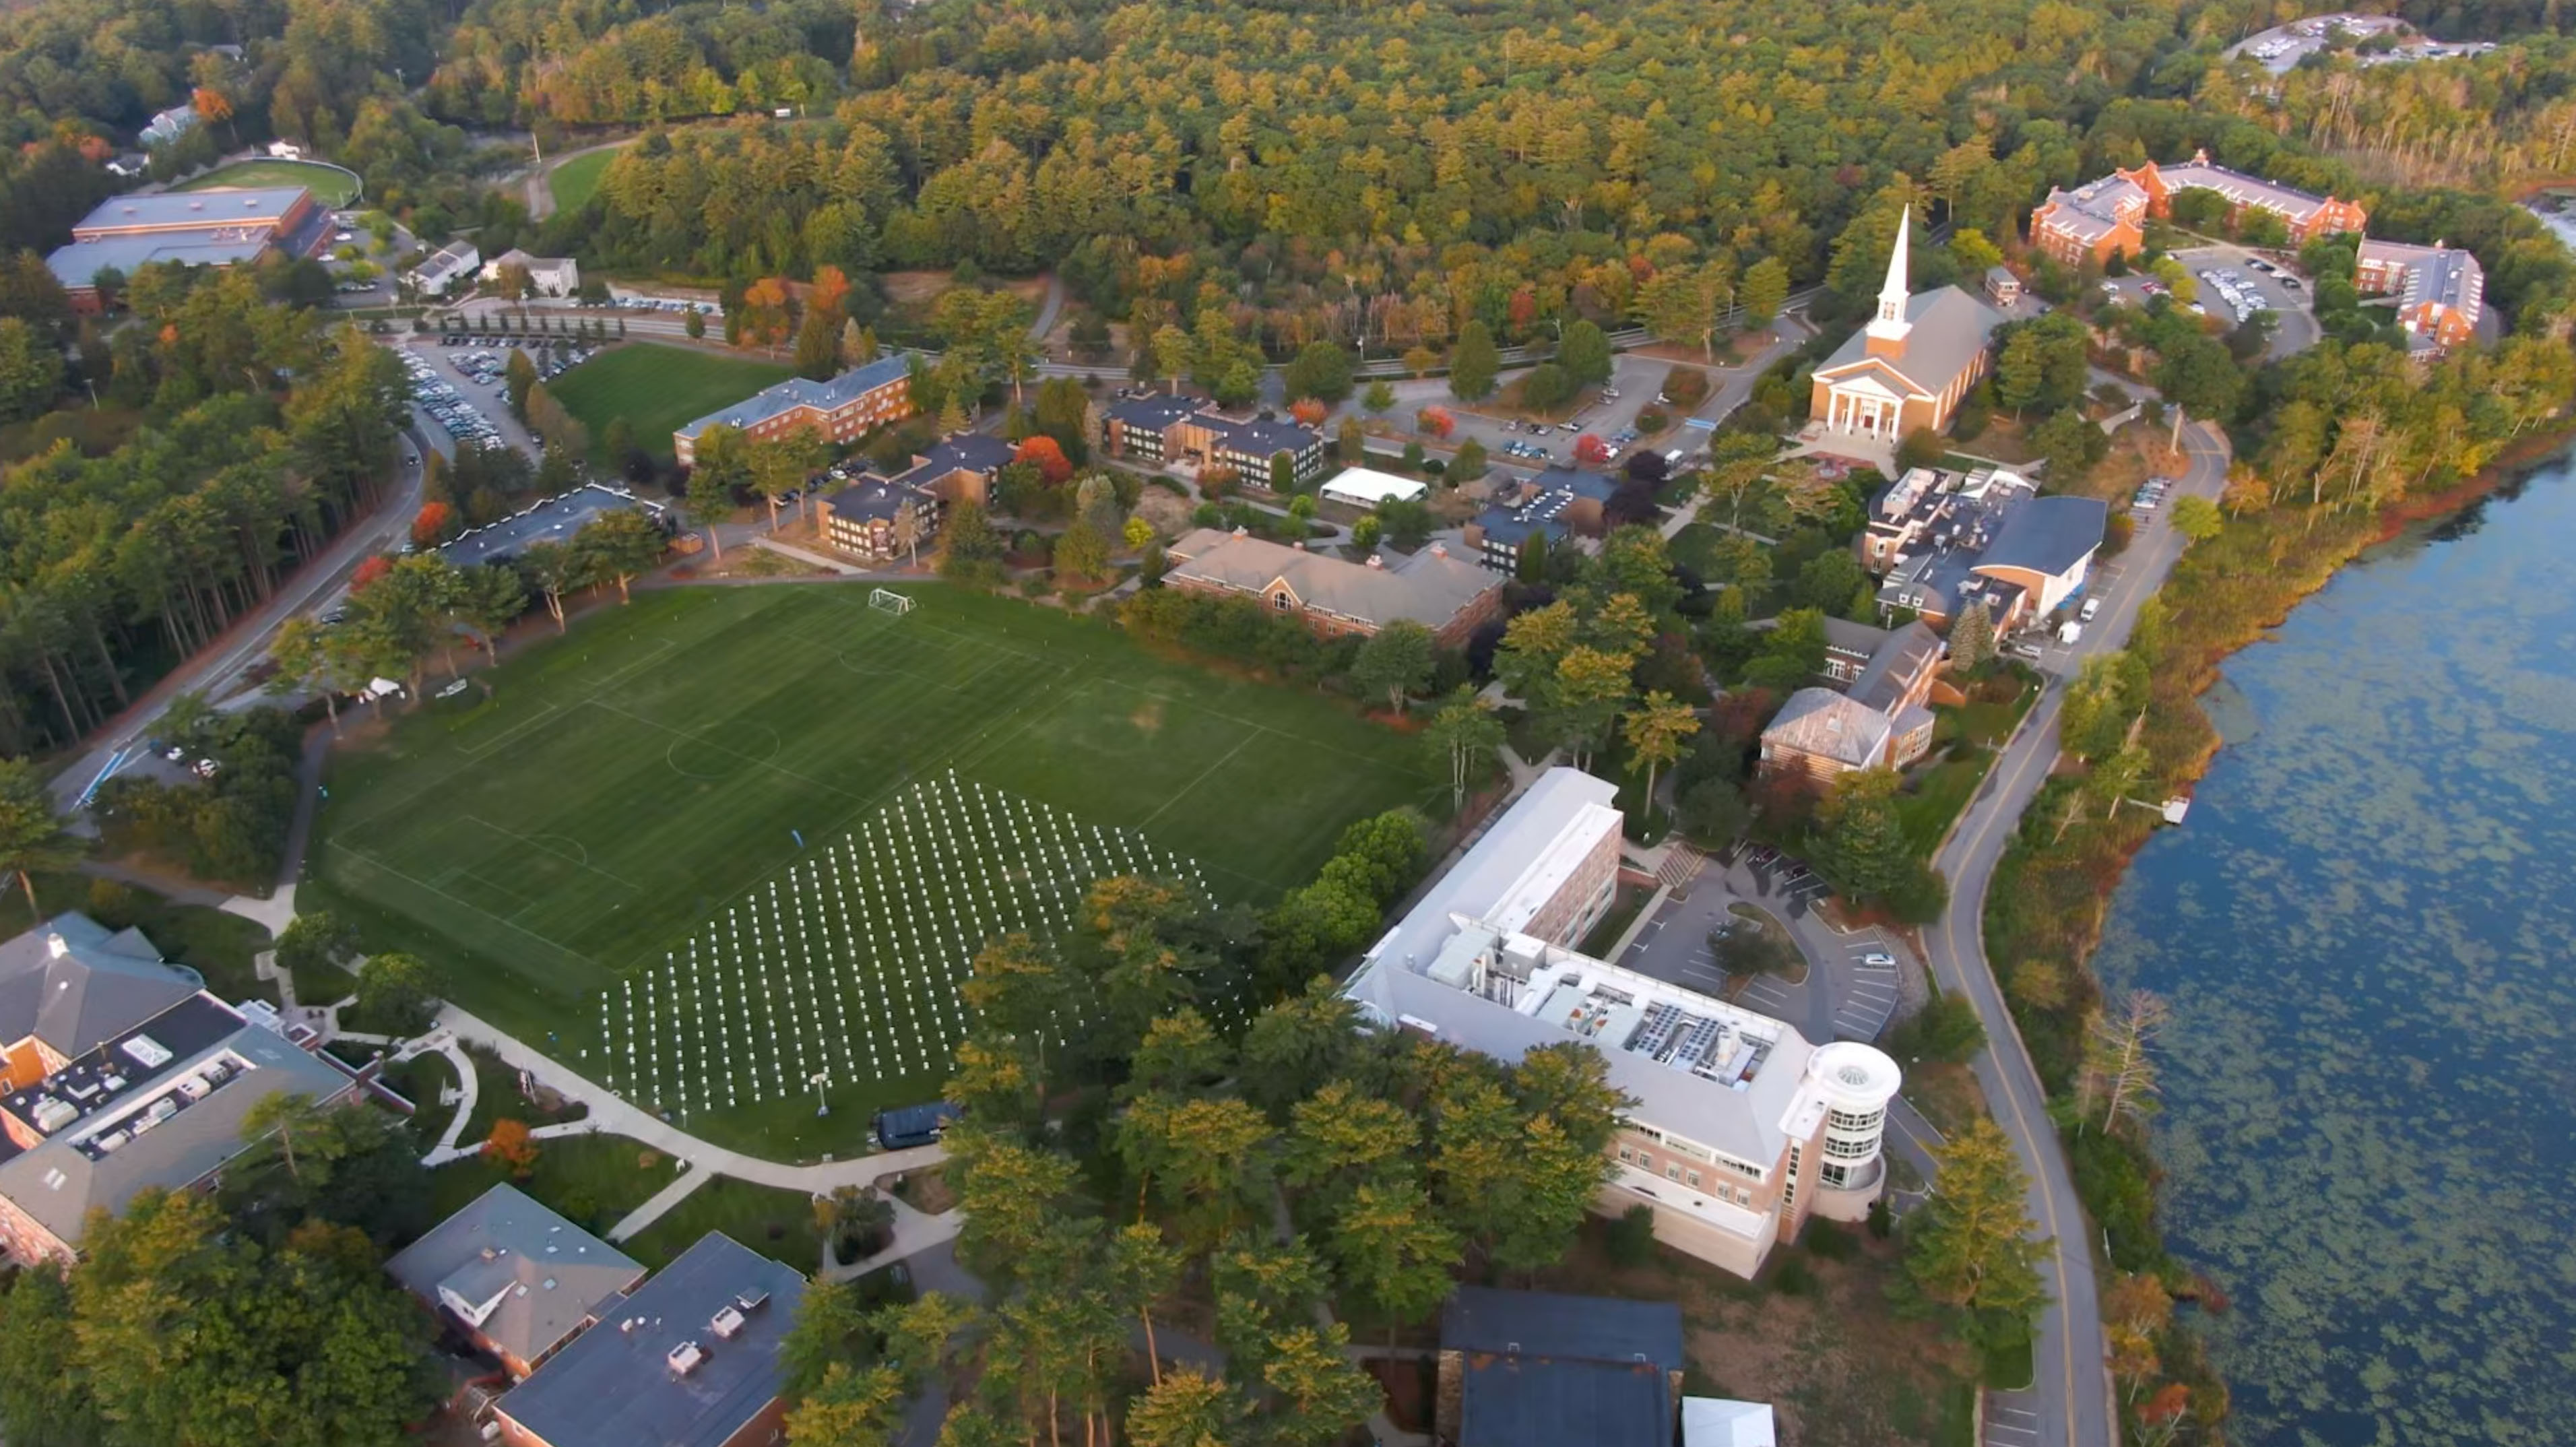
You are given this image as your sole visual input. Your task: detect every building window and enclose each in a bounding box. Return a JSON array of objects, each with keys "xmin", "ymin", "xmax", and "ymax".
[
  {"xmin": 1271, "ymin": 592, "xmax": 1292, "ymax": 611},
  {"xmin": 1665, "ymin": 1162, "xmax": 1682, "ymax": 1182},
  {"xmin": 1686, "ymin": 1171, "xmax": 1701, "ymax": 1191}
]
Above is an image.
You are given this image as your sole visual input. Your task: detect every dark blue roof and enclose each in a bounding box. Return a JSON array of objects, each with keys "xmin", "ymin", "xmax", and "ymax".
[
  {"xmin": 1105, "ymin": 393, "xmax": 1204, "ymax": 429},
  {"xmin": 496, "ymin": 1233, "xmax": 806, "ymax": 1447},
  {"xmin": 1215, "ymin": 418, "xmax": 1320, "ymax": 456},
  {"xmin": 1533, "ymin": 466, "xmax": 1619, "ymax": 501},
  {"xmin": 899, "ymin": 432, "xmax": 1017, "ymax": 482},
  {"xmin": 1976, "ymin": 494, "xmax": 2107, "ymax": 578},
  {"xmin": 822, "ymin": 477, "xmax": 913, "ymax": 523},
  {"xmin": 1440, "ymin": 1287, "xmax": 1685, "ymax": 1447}
]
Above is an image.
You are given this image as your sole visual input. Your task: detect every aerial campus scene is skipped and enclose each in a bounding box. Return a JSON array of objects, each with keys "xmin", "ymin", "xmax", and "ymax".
[{"xmin": 1, "ymin": 2, "xmax": 2573, "ymax": 1446}]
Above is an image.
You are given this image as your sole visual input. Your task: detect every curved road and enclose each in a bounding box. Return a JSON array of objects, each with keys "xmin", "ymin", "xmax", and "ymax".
[
  {"xmin": 51, "ymin": 434, "xmax": 432, "ymax": 812},
  {"xmin": 1927, "ymin": 418, "xmax": 2230, "ymax": 1447}
]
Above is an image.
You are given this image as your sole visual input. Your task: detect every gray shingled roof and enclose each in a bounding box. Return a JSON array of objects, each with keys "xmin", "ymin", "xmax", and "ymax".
[
  {"xmin": 1165, "ymin": 528, "xmax": 1494, "ymax": 632},
  {"xmin": 73, "ymin": 188, "xmax": 309, "ymax": 232},
  {"xmin": 496, "ymin": 1232, "xmax": 806, "ymax": 1447},
  {"xmin": 1974, "ymin": 496, "xmax": 2106, "ymax": 580},
  {"xmin": 385, "ymin": 1184, "xmax": 645, "ymax": 1370},
  {"xmin": 1815, "ymin": 286, "xmax": 2004, "ymax": 399},
  {"xmin": 673, "ymin": 355, "xmax": 913, "ymax": 442},
  {"xmin": 0, "ymin": 914, "xmax": 197, "ymax": 1059},
  {"xmin": 1848, "ymin": 621, "xmax": 1943, "ymax": 715},
  {"xmin": 1762, "ymin": 687, "xmax": 1891, "ymax": 770},
  {"xmin": 0, "ymin": 1014, "xmax": 355, "ymax": 1249}
]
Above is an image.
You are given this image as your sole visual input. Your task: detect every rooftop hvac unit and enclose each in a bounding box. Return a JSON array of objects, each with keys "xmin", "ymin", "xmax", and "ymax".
[
  {"xmin": 709, "ymin": 1306, "xmax": 747, "ymax": 1339},
  {"xmin": 734, "ymin": 1290, "xmax": 771, "ymax": 1314},
  {"xmin": 122, "ymin": 1035, "xmax": 173, "ymax": 1069},
  {"xmin": 666, "ymin": 1341, "xmax": 705, "ymax": 1376}
]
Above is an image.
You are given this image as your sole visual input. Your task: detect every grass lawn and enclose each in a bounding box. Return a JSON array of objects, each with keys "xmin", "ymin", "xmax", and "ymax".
[
  {"xmin": 548, "ymin": 343, "xmax": 794, "ymax": 465},
  {"xmin": 176, "ymin": 159, "xmax": 359, "ymax": 207},
  {"xmin": 305, "ymin": 583, "xmax": 1434, "ymax": 1156},
  {"xmin": 548, "ymin": 150, "xmax": 616, "ymax": 214},
  {"xmin": 0, "ymin": 871, "xmax": 277, "ymax": 1006},
  {"xmin": 425, "ymin": 1132, "xmax": 682, "ymax": 1238},
  {"xmin": 622, "ymin": 1176, "xmax": 818, "ymax": 1271},
  {"xmin": 1898, "ymin": 678, "xmax": 2040, "ymax": 856}
]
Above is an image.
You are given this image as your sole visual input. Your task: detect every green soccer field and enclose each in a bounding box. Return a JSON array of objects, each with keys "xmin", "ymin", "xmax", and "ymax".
[
  {"xmin": 548, "ymin": 343, "xmax": 793, "ymax": 465},
  {"xmin": 176, "ymin": 159, "xmax": 361, "ymax": 207},
  {"xmin": 548, "ymin": 149, "xmax": 616, "ymax": 214},
  {"xmin": 306, "ymin": 584, "xmax": 1435, "ymax": 1154}
]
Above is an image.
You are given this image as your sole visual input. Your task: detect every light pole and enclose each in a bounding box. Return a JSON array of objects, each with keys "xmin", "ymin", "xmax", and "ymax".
[{"xmin": 810, "ymin": 1068, "xmax": 831, "ymax": 1116}]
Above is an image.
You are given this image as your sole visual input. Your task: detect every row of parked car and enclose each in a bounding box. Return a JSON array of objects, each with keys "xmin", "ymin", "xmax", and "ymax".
[{"xmin": 399, "ymin": 352, "xmax": 503, "ymax": 445}]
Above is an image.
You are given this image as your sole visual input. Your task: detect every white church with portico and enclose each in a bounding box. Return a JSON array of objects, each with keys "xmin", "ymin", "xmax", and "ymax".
[{"xmin": 1808, "ymin": 208, "xmax": 2006, "ymax": 444}]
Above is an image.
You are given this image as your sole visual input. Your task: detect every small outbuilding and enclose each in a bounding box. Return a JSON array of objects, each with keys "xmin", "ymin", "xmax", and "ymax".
[{"xmin": 1318, "ymin": 467, "xmax": 1429, "ymax": 509}]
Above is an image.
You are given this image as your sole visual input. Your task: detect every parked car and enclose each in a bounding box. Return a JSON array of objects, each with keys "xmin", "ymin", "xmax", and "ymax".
[{"xmin": 2080, "ymin": 598, "xmax": 2102, "ymax": 622}]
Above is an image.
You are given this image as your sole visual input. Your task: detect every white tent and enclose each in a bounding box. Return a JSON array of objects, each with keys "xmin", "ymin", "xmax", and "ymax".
[
  {"xmin": 1681, "ymin": 1398, "xmax": 1777, "ymax": 1447},
  {"xmin": 1319, "ymin": 467, "xmax": 1429, "ymax": 508}
]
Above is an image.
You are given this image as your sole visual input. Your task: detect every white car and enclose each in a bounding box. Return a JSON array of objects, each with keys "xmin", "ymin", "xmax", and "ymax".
[
  {"xmin": 1860, "ymin": 953, "xmax": 1896, "ymax": 967},
  {"xmin": 2080, "ymin": 598, "xmax": 2102, "ymax": 622}
]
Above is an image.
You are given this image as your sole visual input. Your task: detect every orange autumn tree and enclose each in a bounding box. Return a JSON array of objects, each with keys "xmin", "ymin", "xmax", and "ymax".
[
  {"xmin": 737, "ymin": 278, "xmax": 794, "ymax": 352},
  {"xmin": 806, "ymin": 265, "xmax": 851, "ymax": 321},
  {"xmin": 482, "ymin": 1118, "xmax": 539, "ymax": 1178},
  {"xmin": 411, "ymin": 501, "xmax": 455, "ymax": 548},
  {"xmin": 1015, "ymin": 435, "xmax": 1074, "ymax": 484},
  {"xmin": 1289, "ymin": 397, "xmax": 1328, "ymax": 427},
  {"xmin": 350, "ymin": 555, "xmax": 393, "ymax": 591}
]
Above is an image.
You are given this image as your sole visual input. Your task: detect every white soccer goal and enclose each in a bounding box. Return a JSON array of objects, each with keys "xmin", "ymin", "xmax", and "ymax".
[{"xmin": 869, "ymin": 587, "xmax": 916, "ymax": 616}]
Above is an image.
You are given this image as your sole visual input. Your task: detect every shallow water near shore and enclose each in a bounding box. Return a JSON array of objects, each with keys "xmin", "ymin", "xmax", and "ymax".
[{"xmin": 2092, "ymin": 449, "xmax": 2576, "ymax": 1446}]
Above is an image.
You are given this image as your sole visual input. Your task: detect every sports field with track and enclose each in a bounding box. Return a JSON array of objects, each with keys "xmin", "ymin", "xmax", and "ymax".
[{"xmin": 306, "ymin": 583, "xmax": 1434, "ymax": 1152}]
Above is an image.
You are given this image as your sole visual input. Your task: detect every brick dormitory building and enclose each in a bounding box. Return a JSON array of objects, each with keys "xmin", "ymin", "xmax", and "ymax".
[
  {"xmin": 2029, "ymin": 150, "xmax": 2369, "ymax": 267},
  {"xmin": 672, "ymin": 354, "xmax": 918, "ymax": 467},
  {"xmin": 1099, "ymin": 392, "xmax": 1328, "ymax": 486},
  {"xmin": 1161, "ymin": 527, "xmax": 1504, "ymax": 646}
]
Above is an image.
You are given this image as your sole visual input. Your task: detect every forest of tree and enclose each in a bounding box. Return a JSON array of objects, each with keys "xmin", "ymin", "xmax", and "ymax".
[{"xmin": 0, "ymin": 265, "xmax": 408, "ymax": 755}]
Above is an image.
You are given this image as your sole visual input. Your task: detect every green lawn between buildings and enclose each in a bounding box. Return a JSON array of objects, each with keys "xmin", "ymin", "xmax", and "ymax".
[
  {"xmin": 175, "ymin": 159, "xmax": 360, "ymax": 207},
  {"xmin": 547, "ymin": 342, "xmax": 793, "ymax": 465},
  {"xmin": 304, "ymin": 584, "xmax": 1436, "ymax": 1156},
  {"xmin": 547, "ymin": 149, "xmax": 616, "ymax": 214}
]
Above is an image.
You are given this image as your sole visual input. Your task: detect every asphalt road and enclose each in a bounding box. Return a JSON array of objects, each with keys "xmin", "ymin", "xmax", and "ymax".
[
  {"xmin": 51, "ymin": 434, "xmax": 432, "ymax": 812},
  {"xmin": 1928, "ymin": 418, "xmax": 2230, "ymax": 1447}
]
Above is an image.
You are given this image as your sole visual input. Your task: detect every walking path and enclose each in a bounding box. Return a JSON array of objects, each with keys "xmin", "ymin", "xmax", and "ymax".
[
  {"xmin": 430, "ymin": 1002, "xmax": 948, "ymax": 1190},
  {"xmin": 607, "ymin": 1167, "xmax": 715, "ymax": 1243}
]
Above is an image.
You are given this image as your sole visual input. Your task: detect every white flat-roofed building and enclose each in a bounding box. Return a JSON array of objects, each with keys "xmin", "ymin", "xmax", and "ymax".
[
  {"xmin": 1319, "ymin": 467, "xmax": 1430, "ymax": 509},
  {"xmin": 1346, "ymin": 768, "xmax": 1900, "ymax": 1278}
]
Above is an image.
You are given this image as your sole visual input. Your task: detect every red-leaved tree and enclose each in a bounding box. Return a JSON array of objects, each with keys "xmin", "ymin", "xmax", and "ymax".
[
  {"xmin": 1574, "ymin": 433, "xmax": 1610, "ymax": 465},
  {"xmin": 411, "ymin": 501, "xmax": 455, "ymax": 548},
  {"xmin": 1289, "ymin": 397, "xmax": 1329, "ymax": 427},
  {"xmin": 1015, "ymin": 435, "xmax": 1074, "ymax": 484},
  {"xmin": 1416, "ymin": 406, "xmax": 1455, "ymax": 439},
  {"xmin": 351, "ymin": 555, "xmax": 393, "ymax": 591}
]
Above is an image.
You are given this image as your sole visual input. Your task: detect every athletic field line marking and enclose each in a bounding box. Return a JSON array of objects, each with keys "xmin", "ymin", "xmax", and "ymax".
[
  {"xmin": 326, "ymin": 837, "xmax": 606, "ymax": 971},
  {"xmin": 463, "ymin": 814, "xmax": 644, "ymax": 892},
  {"xmin": 1138, "ymin": 733, "xmax": 1256, "ymax": 829},
  {"xmin": 455, "ymin": 701, "xmax": 562, "ymax": 759},
  {"xmin": 580, "ymin": 637, "xmax": 680, "ymax": 699},
  {"xmin": 585, "ymin": 699, "xmax": 872, "ymax": 804}
]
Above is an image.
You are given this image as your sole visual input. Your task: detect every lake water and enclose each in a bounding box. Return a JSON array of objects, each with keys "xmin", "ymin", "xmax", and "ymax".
[{"xmin": 2092, "ymin": 451, "xmax": 2576, "ymax": 1447}]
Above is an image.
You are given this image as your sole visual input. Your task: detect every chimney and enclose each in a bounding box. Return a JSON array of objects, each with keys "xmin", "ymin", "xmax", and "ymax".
[
  {"xmin": 45, "ymin": 932, "xmax": 67, "ymax": 959},
  {"xmin": 1429, "ymin": 542, "xmax": 1448, "ymax": 558},
  {"xmin": 1231, "ymin": 525, "xmax": 1249, "ymax": 538},
  {"xmin": 1366, "ymin": 554, "xmax": 1384, "ymax": 569},
  {"xmin": 1291, "ymin": 540, "xmax": 1305, "ymax": 550}
]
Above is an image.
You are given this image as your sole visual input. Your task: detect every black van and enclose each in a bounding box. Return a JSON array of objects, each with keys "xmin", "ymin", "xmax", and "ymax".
[{"xmin": 872, "ymin": 1101, "xmax": 963, "ymax": 1151}]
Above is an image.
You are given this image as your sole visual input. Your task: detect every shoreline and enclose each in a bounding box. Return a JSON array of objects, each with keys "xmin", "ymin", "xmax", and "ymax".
[{"xmin": 1979, "ymin": 418, "xmax": 2576, "ymax": 1440}]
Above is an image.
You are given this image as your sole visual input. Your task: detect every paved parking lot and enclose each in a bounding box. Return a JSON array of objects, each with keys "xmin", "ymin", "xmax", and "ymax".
[
  {"xmin": 1985, "ymin": 1394, "xmax": 2043, "ymax": 1446},
  {"xmin": 395, "ymin": 336, "xmax": 602, "ymax": 461},
  {"xmin": 1615, "ymin": 842, "xmax": 1914, "ymax": 1047}
]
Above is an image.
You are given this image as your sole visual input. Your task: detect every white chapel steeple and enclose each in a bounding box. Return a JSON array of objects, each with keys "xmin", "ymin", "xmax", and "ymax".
[{"xmin": 1864, "ymin": 205, "xmax": 1914, "ymax": 357}]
